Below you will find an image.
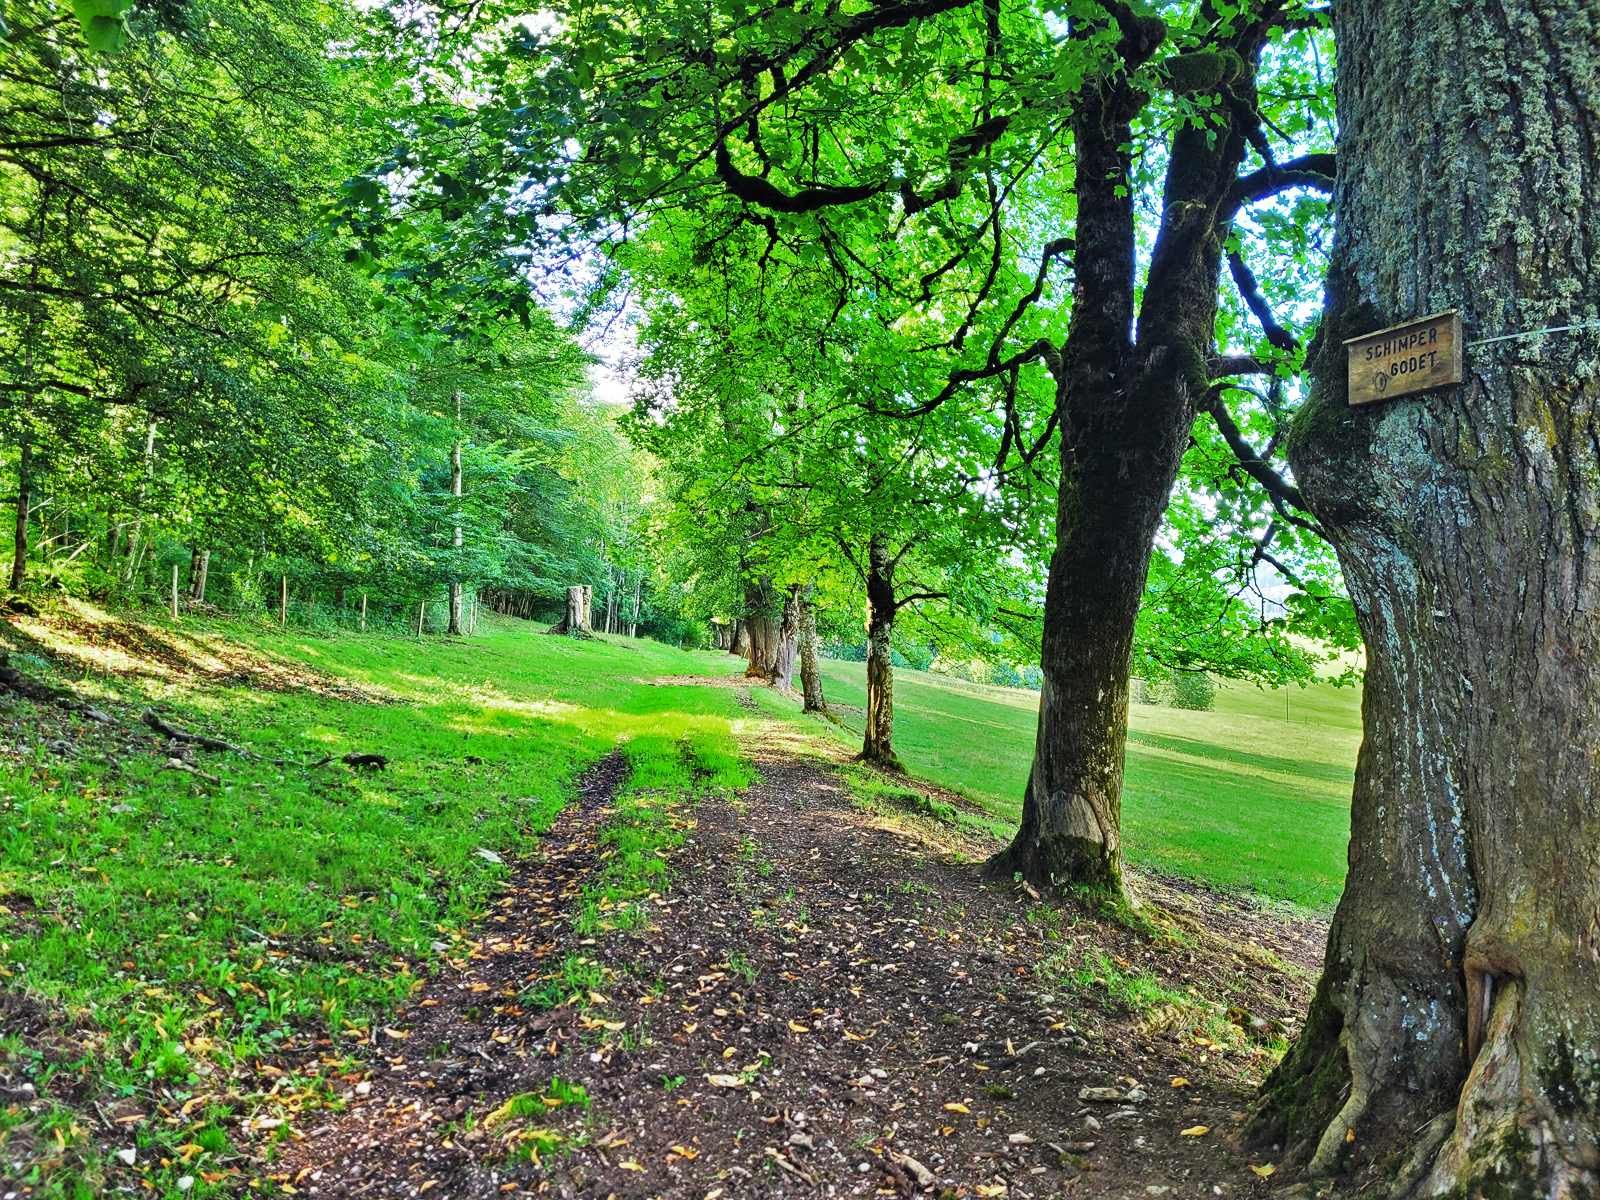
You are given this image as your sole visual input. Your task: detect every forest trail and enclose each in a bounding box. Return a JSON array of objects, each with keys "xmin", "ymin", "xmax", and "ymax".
[{"xmin": 273, "ymin": 709, "xmax": 1328, "ymax": 1200}]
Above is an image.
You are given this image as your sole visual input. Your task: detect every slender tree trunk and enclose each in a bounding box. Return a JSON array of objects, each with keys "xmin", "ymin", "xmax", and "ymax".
[
  {"xmin": 279, "ymin": 576, "xmax": 287, "ymax": 627},
  {"xmin": 448, "ymin": 400, "xmax": 464, "ymax": 637},
  {"xmin": 798, "ymin": 582, "xmax": 828, "ymax": 714},
  {"xmin": 629, "ymin": 571, "xmax": 642, "ymax": 637},
  {"xmin": 189, "ymin": 547, "xmax": 209, "ymax": 601},
  {"xmin": 730, "ymin": 619, "xmax": 749, "ymax": 657},
  {"xmin": 1252, "ymin": 2, "xmax": 1600, "ymax": 1193},
  {"xmin": 121, "ymin": 423, "xmax": 157, "ymax": 586},
  {"xmin": 860, "ymin": 538, "xmax": 902, "ymax": 769},
  {"xmin": 10, "ymin": 442, "xmax": 31, "ymax": 590},
  {"xmin": 335, "ymin": 584, "xmax": 345, "ymax": 607}
]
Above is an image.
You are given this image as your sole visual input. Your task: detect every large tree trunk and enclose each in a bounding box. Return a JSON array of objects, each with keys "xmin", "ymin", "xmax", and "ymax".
[
  {"xmin": 448, "ymin": 412, "xmax": 464, "ymax": 637},
  {"xmin": 548, "ymin": 585, "xmax": 593, "ymax": 635},
  {"xmin": 1253, "ymin": 1, "xmax": 1600, "ymax": 1193},
  {"xmin": 730, "ymin": 619, "xmax": 749, "ymax": 657},
  {"xmin": 10, "ymin": 442, "xmax": 30, "ymax": 590},
  {"xmin": 860, "ymin": 538, "xmax": 902, "ymax": 769},
  {"xmin": 985, "ymin": 54, "xmax": 1247, "ymax": 895},
  {"xmin": 798, "ymin": 582, "xmax": 828, "ymax": 714},
  {"xmin": 770, "ymin": 586, "xmax": 800, "ymax": 692}
]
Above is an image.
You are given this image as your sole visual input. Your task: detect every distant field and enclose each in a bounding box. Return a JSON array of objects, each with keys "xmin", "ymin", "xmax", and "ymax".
[{"xmin": 810, "ymin": 658, "xmax": 1361, "ymax": 910}]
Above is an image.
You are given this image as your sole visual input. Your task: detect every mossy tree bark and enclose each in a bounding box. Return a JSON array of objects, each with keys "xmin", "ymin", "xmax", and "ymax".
[
  {"xmin": 986, "ymin": 15, "xmax": 1291, "ymax": 899},
  {"xmin": 1253, "ymin": 0, "xmax": 1600, "ymax": 1191}
]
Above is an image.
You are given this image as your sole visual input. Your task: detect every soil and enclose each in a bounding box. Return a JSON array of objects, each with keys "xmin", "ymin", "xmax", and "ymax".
[{"xmin": 265, "ymin": 719, "xmax": 1329, "ymax": 1200}]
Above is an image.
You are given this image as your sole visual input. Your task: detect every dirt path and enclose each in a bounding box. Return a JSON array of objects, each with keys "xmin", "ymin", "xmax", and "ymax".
[{"xmin": 275, "ymin": 717, "xmax": 1327, "ymax": 1200}]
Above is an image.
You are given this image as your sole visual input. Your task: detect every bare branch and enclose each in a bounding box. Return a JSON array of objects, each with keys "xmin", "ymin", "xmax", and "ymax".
[{"xmin": 1228, "ymin": 250, "xmax": 1299, "ymax": 351}]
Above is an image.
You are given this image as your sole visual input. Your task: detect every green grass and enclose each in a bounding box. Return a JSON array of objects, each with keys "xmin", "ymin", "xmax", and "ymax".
[
  {"xmin": 0, "ymin": 603, "xmax": 751, "ymax": 1198},
  {"xmin": 813, "ymin": 658, "xmax": 1360, "ymax": 909}
]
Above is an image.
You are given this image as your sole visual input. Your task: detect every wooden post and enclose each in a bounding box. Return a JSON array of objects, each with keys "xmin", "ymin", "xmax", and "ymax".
[
  {"xmin": 280, "ymin": 575, "xmax": 287, "ymax": 627},
  {"xmin": 360, "ymin": 592, "xmax": 367, "ymax": 632},
  {"xmin": 171, "ymin": 564, "xmax": 179, "ymax": 619},
  {"xmin": 418, "ymin": 601, "xmax": 425, "ymax": 637}
]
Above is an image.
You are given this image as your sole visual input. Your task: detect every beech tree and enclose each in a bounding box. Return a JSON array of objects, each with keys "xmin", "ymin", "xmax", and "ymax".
[{"xmin": 1250, "ymin": 0, "xmax": 1600, "ymax": 1193}]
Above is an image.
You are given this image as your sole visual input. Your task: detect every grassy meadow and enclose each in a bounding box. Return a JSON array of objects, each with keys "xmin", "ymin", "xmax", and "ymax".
[
  {"xmin": 811, "ymin": 657, "xmax": 1361, "ymax": 910},
  {"xmin": 0, "ymin": 605, "xmax": 751, "ymax": 1197},
  {"xmin": 0, "ymin": 603, "xmax": 1360, "ymax": 1195}
]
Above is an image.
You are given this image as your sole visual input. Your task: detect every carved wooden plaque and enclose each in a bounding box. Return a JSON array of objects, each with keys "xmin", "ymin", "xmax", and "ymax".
[{"xmin": 1345, "ymin": 310, "xmax": 1462, "ymax": 405}]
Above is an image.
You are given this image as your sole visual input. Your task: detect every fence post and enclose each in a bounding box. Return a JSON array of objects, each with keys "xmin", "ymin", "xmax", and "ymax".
[
  {"xmin": 360, "ymin": 592, "xmax": 367, "ymax": 632},
  {"xmin": 171, "ymin": 564, "xmax": 178, "ymax": 620},
  {"xmin": 280, "ymin": 576, "xmax": 287, "ymax": 627}
]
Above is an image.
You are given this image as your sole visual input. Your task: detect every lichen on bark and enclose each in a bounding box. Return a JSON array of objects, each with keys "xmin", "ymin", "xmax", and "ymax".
[{"xmin": 1256, "ymin": 0, "xmax": 1600, "ymax": 1191}]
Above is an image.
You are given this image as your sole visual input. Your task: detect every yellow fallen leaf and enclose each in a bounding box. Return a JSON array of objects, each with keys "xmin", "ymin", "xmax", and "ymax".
[
  {"xmin": 787, "ymin": 1020, "xmax": 810, "ymax": 1032},
  {"xmin": 383, "ymin": 1027, "xmax": 409, "ymax": 1040},
  {"xmin": 1346, "ymin": 1128, "xmax": 1356, "ymax": 1143},
  {"xmin": 602, "ymin": 1021, "xmax": 626, "ymax": 1031},
  {"xmin": 722, "ymin": 1046, "xmax": 737, "ymax": 1059},
  {"xmin": 1181, "ymin": 1126, "xmax": 1210, "ymax": 1137},
  {"xmin": 669, "ymin": 1145, "xmax": 699, "ymax": 1160},
  {"xmin": 944, "ymin": 1103, "xmax": 970, "ymax": 1113},
  {"xmin": 1251, "ymin": 1164, "xmax": 1276, "ymax": 1177},
  {"xmin": 1049, "ymin": 1022, "xmax": 1065, "ymax": 1030},
  {"xmin": 1170, "ymin": 1077, "xmax": 1189, "ymax": 1088},
  {"xmin": 713, "ymin": 1009, "xmax": 729, "ymax": 1016},
  {"xmin": 482, "ymin": 1098, "xmax": 515, "ymax": 1128},
  {"xmin": 706, "ymin": 1074, "xmax": 743, "ymax": 1088},
  {"xmin": 588, "ymin": 991, "xmax": 608, "ymax": 1004},
  {"xmin": 196, "ymin": 994, "xmax": 216, "ymax": 1006},
  {"xmin": 419, "ymin": 1182, "xmax": 439, "ymax": 1194},
  {"xmin": 977, "ymin": 1186, "xmax": 1009, "ymax": 1197},
  {"xmin": 619, "ymin": 1161, "xmax": 644, "ymax": 1171},
  {"xmin": 683, "ymin": 1023, "xmax": 698, "ymax": 1033}
]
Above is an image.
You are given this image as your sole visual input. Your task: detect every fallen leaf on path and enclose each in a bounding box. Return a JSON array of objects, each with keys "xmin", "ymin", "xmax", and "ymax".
[
  {"xmin": 669, "ymin": 1145, "xmax": 699, "ymax": 1160},
  {"xmin": 944, "ymin": 1103, "xmax": 970, "ymax": 1113},
  {"xmin": 722, "ymin": 1046, "xmax": 737, "ymax": 1058},
  {"xmin": 977, "ymin": 1186, "xmax": 1008, "ymax": 1197},
  {"xmin": 1170, "ymin": 1077, "xmax": 1189, "ymax": 1087},
  {"xmin": 706, "ymin": 1074, "xmax": 743, "ymax": 1088},
  {"xmin": 1181, "ymin": 1126, "xmax": 1210, "ymax": 1136},
  {"xmin": 1250, "ymin": 1164, "xmax": 1276, "ymax": 1177},
  {"xmin": 619, "ymin": 1161, "xmax": 644, "ymax": 1171},
  {"xmin": 787, "ymin": 1020, "xmax": 809, "ymax": 1032},
  {"xmin": 383, "ymin": 1028, "xmax": 409, "ymax": 1039}
]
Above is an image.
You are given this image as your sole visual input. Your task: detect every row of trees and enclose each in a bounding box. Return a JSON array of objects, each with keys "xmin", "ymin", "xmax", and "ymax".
[
  {"xmin": 329, "ymin": 0, "xmax": 1600, "ymax": 1187},
  {"xmin": 19, "ymin": 0, "xmax": 1597, "ymax": 1187}
]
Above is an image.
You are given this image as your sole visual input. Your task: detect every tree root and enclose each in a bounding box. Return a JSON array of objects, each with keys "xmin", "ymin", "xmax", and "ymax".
[
  {"xmin": 158, "ymin": 758, "xmax": 220, "ymax": 784},
  {"xmin": 141, "ymin": 709, "xmax": 253, "ymax": 757}
]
